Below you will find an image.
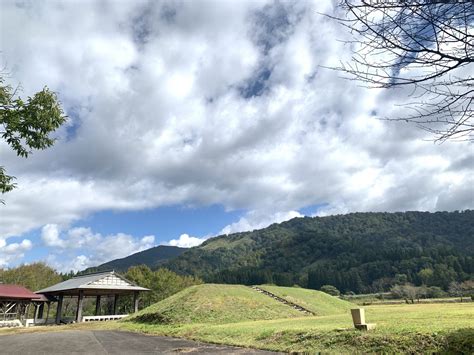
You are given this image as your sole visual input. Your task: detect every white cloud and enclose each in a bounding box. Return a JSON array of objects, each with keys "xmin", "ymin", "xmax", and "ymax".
[
  {"xmin": 167, "ymin": 234, "xmax": 206, "ymax": 248},
  {"xmin": 221, "ymin": 210, "xmax": 303, "ymax": 235},
  {"xmin": 4, "ymin": 239, "xmax": 33, "ymax": 253},
  {"xmin": 0, "ymin": 0, "xmax": 471, "ymax": 261},
  {"xmin": 41, "ymin": 224, "xmax": 65, "ymax": 248},
  {"xmin": 40, "ymin": 224, "xmax": 155, "ymax": 272},
  {"xmin": 0, "ymin": 239, "xmax": 33, "ymax": 267}
]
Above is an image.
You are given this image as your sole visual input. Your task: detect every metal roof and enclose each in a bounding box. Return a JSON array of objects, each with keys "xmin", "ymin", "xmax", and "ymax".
[
  {"xmin": 36, "ymin": 271, "xmax": 149, "ymax": 295},
  {"xmin": 0, "ymin": 285, "xmax": 44, "ymax": 300}
]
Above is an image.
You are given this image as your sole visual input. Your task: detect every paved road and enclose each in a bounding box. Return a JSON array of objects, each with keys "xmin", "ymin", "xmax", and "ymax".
[{"xmin": 0, "ymin": 330, "xmax": 278, "ymax": 354}]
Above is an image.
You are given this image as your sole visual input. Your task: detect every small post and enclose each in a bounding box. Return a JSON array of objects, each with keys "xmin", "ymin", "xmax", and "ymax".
[
  {"xmin": 76, "ymin": 290, "xmax": 84, "ymax": 323},
  {"xmin": 56, "ymin": 295, "xmax": 64, "ymax": 325},
  {"xmin": 351, "ymin": 308, "xmax": 376, "ymax": 331},
  {"xmin": 33, "ymin": 304, "xmax": 39, "ymax": 323},
  {"xmin": 351, "ymin": 308, "xmax": 365, "ymax": 325},
  {"xmin": 24, "ymin": 302, "xmax": 29, "ymax": 321},
  {"xmin": 133, "ymin": 291, "xmax": 139, "ymax": 313},
  {"xmin": 45, "ymin": 303, "xmax": 51, "ymax": 324},
  {"xmin": 113, "ymin": 294, "xmax": 119, "ymax": 315},
  {"xmin": 38, "ymin": 303, "xmax": 44, "ymax": 319},
  {"xmin": 95, "ymin": 295, "xmax": 101, "ymax": 316}
]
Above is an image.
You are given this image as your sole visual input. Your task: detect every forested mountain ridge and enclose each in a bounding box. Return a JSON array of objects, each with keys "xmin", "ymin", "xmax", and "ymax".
[
  {"xmin": 164, "ymin": 211, "xmax": 473, "ymax": 293},
  {"xmin": 82, "ymin": 245, "xmax": 187, "ymax": 273}
]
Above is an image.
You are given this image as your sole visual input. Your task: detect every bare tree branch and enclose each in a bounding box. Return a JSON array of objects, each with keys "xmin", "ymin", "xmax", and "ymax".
[{"xmin": 327, "ymin": 0, "xmax": 473, "ymax": 142}]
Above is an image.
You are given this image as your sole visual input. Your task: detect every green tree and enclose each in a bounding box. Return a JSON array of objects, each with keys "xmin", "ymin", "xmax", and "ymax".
[
  {"xmin": 460, "ymin": 280, "xmax": 474, "ymax": 300},
  {"xmin": 0, "ymin": 262, "xmax": 62, "ymax": 291},
  {"xmin": 0, "ymin": 77, "xmax": 66, "ymax": 202},
  {"xmin": 418, "ymin": 268, "xmax": 434, "ymax": 285},
  {"xmin": 320, "ymin": 285, "xmax": 340, "ymax": 297},
  {"xmin": 124, "ymin": 265, "xmax": 202, "ymax": 308},
  {"xmin": 391, "ymin": 284, "xmax": 419, "ymax": 303}
]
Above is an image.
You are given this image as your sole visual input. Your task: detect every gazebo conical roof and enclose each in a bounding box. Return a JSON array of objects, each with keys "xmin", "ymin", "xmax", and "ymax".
[{"xmin": 36, "ymin": 271, "xmax": 149, "ymax": 296}]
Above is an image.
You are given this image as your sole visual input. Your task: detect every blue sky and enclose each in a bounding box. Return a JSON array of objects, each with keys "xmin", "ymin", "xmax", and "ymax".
[
  {"xmin": 0, "ymin": 0, "xmax": 472, "ymax": 272},
  {"xmin": 16, "ymin": 205, "xmax": 243, "ymax": 263},
  {"xmin": 10, "ymin": 204, "xmax": 321, "ymax": 272}
]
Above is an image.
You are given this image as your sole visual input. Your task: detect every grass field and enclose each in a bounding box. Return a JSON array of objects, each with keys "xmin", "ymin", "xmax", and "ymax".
[
  {"xmin": 108, "ymin": 284, "xmax": 474, "ymax": 352},
  {"xmin": 120, "ymin": 302, "xmax": 474, "ymax": 353},
  {"xmin": 127, "ymin": 284, "xmax": 306, "ymax": 324},
  {"xmin": 1, "ymin": 285, "xmax": 472, "ymax": 353},
  {"xmin": 258, "ymin": 285, "xmax": 353, "ymax": 316}
]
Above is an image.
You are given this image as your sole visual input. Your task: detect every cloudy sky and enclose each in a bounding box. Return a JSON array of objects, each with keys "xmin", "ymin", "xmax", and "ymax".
[{"xmin": 0, "ymin": 0, "xmax": 472, "ymax": 272}]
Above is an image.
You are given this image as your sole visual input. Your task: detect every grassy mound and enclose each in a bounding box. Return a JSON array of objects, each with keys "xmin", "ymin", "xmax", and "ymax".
[
  {"xmin": 258, "ymin": 285, "xmax": 353, "ymax": 316},
  {"xmin": 127, "ymin": 284, "xmax": 306, "ymax": 325}
]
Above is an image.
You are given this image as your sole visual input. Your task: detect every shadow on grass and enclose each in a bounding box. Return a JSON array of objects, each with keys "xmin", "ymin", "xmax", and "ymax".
[{"xmin": 125, "ymin": 312, "xmax": 171, "ymax": 325}]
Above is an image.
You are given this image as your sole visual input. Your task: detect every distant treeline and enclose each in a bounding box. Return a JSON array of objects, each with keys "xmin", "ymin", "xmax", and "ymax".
[
  {"xmin": 0, "ymin": 263, "xmax": 202, "ymax": 314},
  {"xmin": 165, "ymin": 211, "xmax": 474, "ymax": 293}
]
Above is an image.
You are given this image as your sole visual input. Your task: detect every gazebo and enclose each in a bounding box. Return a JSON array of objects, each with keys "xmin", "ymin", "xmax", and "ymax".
[
  {"xmin": 36, "ymin": 270, "xmax": 149, "ymax": 324},
  {"xmin": 0, "ymin": 284, "xmax": 52, "ymax": 327}
]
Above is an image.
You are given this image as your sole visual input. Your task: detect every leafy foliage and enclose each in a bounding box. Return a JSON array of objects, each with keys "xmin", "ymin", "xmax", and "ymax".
[
  {"xmin": 164, "ymin": 211, "xmax": 473, "ymax": 293},
  {"xmin": 0, "ymin": 77, "xmax": 65, "ymax": 201},
  {"xmin": 0, "ymin": 262, "xmax": 63, "ymax": 291},
  {"xmin": 124, "ymin": 265, "xmax": 202, "ymax": 308},
  {"xmin": 320, "ymin": 285, "xmax": 340, "ymax": 297},
  {"xmin": 442, "ymin": 328, "xmax": 474, "ymax": 354}
]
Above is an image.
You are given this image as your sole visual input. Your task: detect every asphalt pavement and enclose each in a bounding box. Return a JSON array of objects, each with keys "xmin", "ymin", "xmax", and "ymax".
[{"xmin": 0, "ymin": 330, "xmax": 279, "ymax": 354}]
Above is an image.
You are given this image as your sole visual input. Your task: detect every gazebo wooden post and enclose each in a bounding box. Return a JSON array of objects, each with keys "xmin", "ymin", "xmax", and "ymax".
[
  {"xmin": 45, "ymin": 302, "xmax": 51, "ymax": 323},
  {"xmin": 133, "ymin": 291, "xmax": 139, "ymax": 313},
  {"xmin": 23, "ymin": 302, "xmax": 30, "ymax": 321},
  {"xmin": 56, "ymin": 294, "xmax": 64, "ymax": 324},
  {"xmin": 113, "ymin": 294, "xmax": 119, "ymax": 315},
  {"xmin": 33, "ymin": 303, "xmax": 39, "ymax": 323},
  {"xmin": 95, "ymin": 295, "xmax": 101, "ymax": 316},
  {"xmin": 76, "ymin": 290, "xmax": 84, "ymax": 323},
  {"xmin": 38, "ymin": 303, "xmax": 44, "ymax": 319}
]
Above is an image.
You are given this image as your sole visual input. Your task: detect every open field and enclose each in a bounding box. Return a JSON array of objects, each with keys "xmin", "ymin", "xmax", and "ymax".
[
  {"xmin": 341, "ymin": 293, "xmax": 473, "ymax": 306},
  {"xmin": 116, "ymin": 302, "xmax": 474, "ymax": 353},
  {"xmin": 257, "ymin": 285, "xmax": 352, "ymax": 316},
  {"xmin": 2, "ymin": 287, "xmax": 472, "ymax": 353}
]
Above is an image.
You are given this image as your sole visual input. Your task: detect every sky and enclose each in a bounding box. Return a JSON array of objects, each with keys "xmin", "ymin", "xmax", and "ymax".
[{"xmin": 0, "ymin": 0, "xmax": 472, "ymax": 272}]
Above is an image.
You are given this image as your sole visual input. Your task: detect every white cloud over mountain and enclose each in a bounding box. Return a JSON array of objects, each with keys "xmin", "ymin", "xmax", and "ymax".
[
  {"xmin": 41, "ymin": 224, "xmax": 155, "ymax": 272},
  {"xmin": 167, "ymin": 234, "xmax": 207, "ymax": 248},
  {"xmin": 221, "ymin": 210, "xmax": 303, "ymax": 235},
  {"xmin": 0, "ymin": 1, "xmax": 472, "ymax": 267}
]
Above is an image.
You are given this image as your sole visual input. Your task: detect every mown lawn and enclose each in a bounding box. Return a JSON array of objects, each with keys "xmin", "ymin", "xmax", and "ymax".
[
  {"xmin": 1, "ymin": 298, "xmax": 472, "ymax": 353},
  {"xmin": 115, "ymin": 302, "xmax": 473, "ymax": 353}
]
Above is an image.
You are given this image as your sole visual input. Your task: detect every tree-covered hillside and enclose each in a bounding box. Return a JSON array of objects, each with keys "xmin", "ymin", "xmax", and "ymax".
[{"xmin": 164, "ymin": 211, "xmax": 473, "ymax": 293}]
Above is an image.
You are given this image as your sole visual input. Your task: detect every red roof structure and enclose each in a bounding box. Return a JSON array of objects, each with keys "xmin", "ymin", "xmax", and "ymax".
[{"xmin": 0, "ymin": 285, "xmax": 43, "ymax": 300}]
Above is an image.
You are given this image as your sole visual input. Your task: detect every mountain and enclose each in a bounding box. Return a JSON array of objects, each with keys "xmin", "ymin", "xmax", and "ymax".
[
  {"xmin": 163, "ymin": 211, "xmax": 473, "ymax": 293},
  {"xmin": 83, "ymin": 245, "xmax": 187, "ymax": 273}
]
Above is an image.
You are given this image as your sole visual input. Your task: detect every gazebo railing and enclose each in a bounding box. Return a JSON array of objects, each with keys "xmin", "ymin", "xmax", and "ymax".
[
  {"xmin": 0, "ymin": 320, "xmax": 22, "ymax": 328},
  {"xmin": 0, "ymin": 300, "xmax": 29, "ymax": 321},
  {"xmin": 82, "ymin": 314, "xmax": 128, "ymax": 322}
]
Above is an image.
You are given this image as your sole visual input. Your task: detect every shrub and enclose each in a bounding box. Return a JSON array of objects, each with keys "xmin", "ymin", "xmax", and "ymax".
[{"xmin": 320, "ymin": 285, "xmax": 340, "ymax": 296}]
